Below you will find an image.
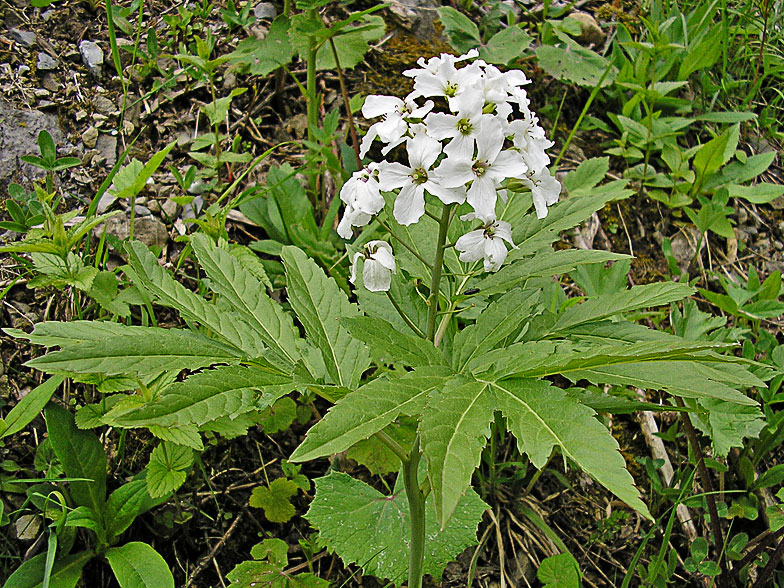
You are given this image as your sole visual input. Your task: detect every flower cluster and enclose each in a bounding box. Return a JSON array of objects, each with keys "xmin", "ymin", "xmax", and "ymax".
[{"xmin": 340, "ymin": 50, "xmax": 560, "ymax": 287}]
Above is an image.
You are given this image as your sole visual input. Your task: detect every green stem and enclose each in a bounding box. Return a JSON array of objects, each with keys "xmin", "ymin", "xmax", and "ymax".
[
  {"xmin": 386, "ymin": 291, "xmax": 426, "ymax": 338},
  {"xmin": 403, "ymin": 436, "xmax": 426, "ymax": 588},
  {"xmin": 426, "ymin": 204, "xmax": 453, "ymax": 341}
]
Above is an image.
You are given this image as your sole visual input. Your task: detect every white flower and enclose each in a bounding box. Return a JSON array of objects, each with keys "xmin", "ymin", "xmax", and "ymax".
[
  {"xmin": 455, "ymin": 219, "xmax": 516, "ymax": 272},
  {"xmin": 523, "ymin": 169, "xmax": 561, "ymax": 219},
  {"xmin": 378, "ymin": 127, "xmax": 464, "ymax": 226},
  {"xmin": 509, "ymin": 115, "xmax": 552, "ymax": 172},
  {"xmin": 360, "ymin": 96, "xmax": 433, "ymax": 157},
  {"xmin": 337, "ymin": 203, "xmax": 372, "ymax": 239},
  {"xmin": 404, "ymin": 51, "xmax": 483, "ymax": 106},
  {"xmin": 424, "ymin": 87, "xmax": 487, "ymax": 159},
  {"xmin": 436, "ymin": 117, "xmax": 527, "ymax": 222},
  {"xmin": 340, "ymin": 163, "xmax": 384, "ymax": 215},
  {"xmin": 350, "ymin": 240, "xmax": 396, "ymax": 292}
]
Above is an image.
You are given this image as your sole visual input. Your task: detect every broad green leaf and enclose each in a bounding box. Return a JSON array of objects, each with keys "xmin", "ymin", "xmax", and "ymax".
[
  {"xmin": 453, "ymin": 289, "xmax": 539, "ymax": 370},
  {"xmin": 75, "ymin": 395, "xmax": 127, "ymax": 429},
  {"xmin": 437, "ymin": 6, "xmax": 481, "ymax": 53},
  {"xmin": 538, "ymin": 553, "xmax": 581, "ymax": 588},
  {"xmin": 228, "ymin": 15, "xmax": 295, "ymax": 76},
  {"xmin": 7, "ymin": 320, "xmax": 141, "ymax": 347},
  {"xmin": 148, "ymin": 424, "xmax": 203, "ymax": 451},
  {"xmin": 44, "ymin": 403, "xmax": 106, "ymax": 516},
  {"xmin": 480, "ymin": 25, "xmax": 532, "ymax": 64},
  {"xmin": 249, "ymin": 478, "xmax": 299, "ymax": 523},
  {"xmin": 346, "ymin": 417, "xmax": 417, "ymax": 475},
  {"xmin": 192, "ymin": 234, "xmax": 303, "ymax": 369},
  {"xmin": 27, "ymin": 329, "xmax": 241, "ymax": 376},
  {"xmin": 678, "ymin": 26, "xmax": 722, "ymax": 78},
  {"xmin": 307, "ymin": 471, "xmax": 487, "ymax": 584},
  {"xmin": 315, "ymin": 15, "xmax": 385, "ymax": 70},
  {"xmin": 104, "ymin": 365, "xmax": 292, "ymax": 429},
  {"xmin": 125, "ymin": 241, "xmax": 266, "ymax": 357},
  {"xmin": 105, "ymin": 477, "xmax": 169, "ymax": 540},
  {"xmin": 725, "ymin": 183, "xmax": 784, "ymax": 204},
  {"xmin": 705, "ymin": 151, "xmax": 775, "ymax": 189},
  {"xmin": 356, "ymin": 276, "xmax": 429, "ymax": 336},
  {"xmin": 145, "ymin": 442, "xmax": 194, "ymax": 498},
  {"xmin": 693, "ymin": 125, "xmax": 737, "ymax": 186},
  {"xmin": 228, "ymin": 560, "xmax": 328, "ymax": 588},
  {"xmin": 282, "ymin": 246, "xmax": 368, "ymax": 388},
  {"xmin": 290, "ymin": 367, "xmax": 453, "ymax": 462},
  {"xmin": 491, "ymin": 378, "xmax": 650, "ymax": 518},
  {"xmin": 258, "ymin": 396, "xmax": 297, "ymax": 434},
  {"xmin": 535, "ymin": 45, "xmax": 617, "ymax": 87},
  {"xmin": 1, "ymin": 551, "xmax": 91, "ymax": 588},
  {"xmin": 341, "ymin": 316, "xmax": 446, "ymax": 368},
  {"xmin": 421, "ymin": 377, "xmax": 494, "ymax": 526},
  {"xmin": 478, "ymin": 249, "xmax": 629, "ymax": 295},
  {"xmin": 0, "ymin": 375, "xmax": 63, "ymax": 438},
  {"xmin": 563, "ymin": 157, "xmax": 609, "ymax": 194},
  {"xmin": 108, "ymin": 141, "xmax": 176, "ymax": 201},
  {"xmin": 550, "ymin": 282, "xmax": 694, "ymax": 333},
  {"xmin": 105, "ymin": 542, "xmax": 174, "ymax": 588},
  {"xmin": 694, "ymin": 398, "xmax": 766, "ymax": 457},
  {"xmin": 202, "ymin": 88, "xmax": 247, "ymax": 126},
  {"xmin": 251, "ymin": 539, "xmax": 290, "ymax": 566}
]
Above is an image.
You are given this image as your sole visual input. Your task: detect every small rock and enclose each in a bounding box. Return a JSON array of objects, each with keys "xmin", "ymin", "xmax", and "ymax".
[
  {"xmin": 146, "ymin": 200, "xmax": 161, "ymax": 214},
  {"xmin": 253, "ymin": 1, "xmax": 277, "ymax": 19},
  {"xmin": 41, "ymin": 74, "xmax": 59, "ymax": 92},
  {"xmin": 36, "ymin": 100, "xmax": 56, "ymax": 109},
  {"xmin": 9, "ymin": 28, "xmax": 36, "ymax": 47},
  {"xmin": 82, "ymin": 126, "xmax": 99, "ymax": 149},
  {"xmin": 93, "ymin": 95, "xmax": 116, "ymax": 115},
  {"xmin": 96, "ymin": 134, "xmax": 117, "ymax": 166},
  {"xmin": 122, "ymin": 119, "xmax": 135, "ymax": 134},
  {"xmin": 134, "ymin": 205, "xmax": 152, "ymax": 216},
  {"xmin": 501, "ymin": 0, "xmax": 522, "ymax": 21},
  {"xmin": 98, "ymin": 215, "xmax": 169, "ymax": 248},
  {"xmin": 770, "ymin": 195, "xmax": 784, "ymax": 210},
  {"xmin": 222, "ymin": 72, "xmax": 237, "ymax": 91},
  {"xmin": 388, "ymin": 0, "xmax": 441, "ymax": 39},
  {"xmin": 33, "ymin": 88, "xmax": 49, "ymax": 98},
  {"xmin": 569, "ymin": 12, "xmax": 605, "ymax": 47},
  {"xmin": 36, "ymin": 52, "xmax": 58, "ymax": 71},
  {"xmin": 17, "ymin": 65, "xmax": 30, "ymax": 76},
  {"xmin": 74, "ymin": 109, "xmax": 88, "ymax": 121},
  {"xmin": 669, "ymin": 226, "xmax": 703, "ymax": 274},
  {"xmin": 161, "ymin": 198, "xmax": 179, "ymax": 218},
  {"xmin": 79, "ymin": 40, "xmax": 104, "ymax": 77}
]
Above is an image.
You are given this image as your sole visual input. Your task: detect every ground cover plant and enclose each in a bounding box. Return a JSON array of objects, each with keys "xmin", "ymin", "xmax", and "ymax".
[{"xmin": 0, "ymin": 0, "xmax": 784, "ymax": 586}]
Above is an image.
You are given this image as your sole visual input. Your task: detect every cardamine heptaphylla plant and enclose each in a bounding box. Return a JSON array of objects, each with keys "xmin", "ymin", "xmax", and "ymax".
[{"xmin": 10, "ymin": 51, "xmax": 766, "ymax": 588}]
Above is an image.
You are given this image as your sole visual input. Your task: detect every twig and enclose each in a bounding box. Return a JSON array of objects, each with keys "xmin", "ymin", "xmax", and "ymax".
[{"xmin": 185, "ymin": 512, "xmax": 244, "ymax": 587}]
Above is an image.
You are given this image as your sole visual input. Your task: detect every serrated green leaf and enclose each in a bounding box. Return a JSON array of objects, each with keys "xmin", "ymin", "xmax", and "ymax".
[
  {"xmin": 453, "ymin": 290, "xmax": 539, "ymax": 370},
  {"xmin": 314, "ymin": 15, "xmax": 385, "ymax": 70},
  {"xmin": 27, "ymin": 328, "xmax": 241, "ymax": 376},
  {"xmin": 290, "ymin": 367, "xmax": 453, "ymax": 462},
  {"xmin": 125, "ymin": 240, "xmax": 266, "ymax": 357},
  {"xmin": 108, "ymin": 142, "xmax": 176, "ymax": 201},
  {"xmin": 282, "ymin": 246, "xmax": 368, "ymax": 388},
  {"xmin": 479, "ymin": 250, "xmax": 629, "ymax": 296},
  {"xmin": 437, "ymin": 6, "xmax": 480, "ymax": 53},
  {"xmin": 44, "ymin": 403, "xmax": 106, "ymax": 516},
  {"xmin": 513, "ymin": 181, "xmax": 632, "ymax": 256},
  {"xmin": 105, "ymin": 542, "xmax": 174, "ymax": 588},
  {"xmin": 192, "ymin": 234, "xmax": 303, "ymax": 369},
  {"xmin": 551, "ymin": 282, "xmax": 694, "ymax": 333},
  {"xmin": 341, "ymin": 316, "xmax": 446, "ymax": 368},
  {"xmin": 75, "ymin": 394, "xmax": 126, "ymax": 429},
  {"xmin": 105, "ymin": 365, "xmax": 292, "ymax": 429},
  {"xmin": 148, "ymin": 424, "xmax": 204, "ymax": 451},
  {"xmin": 491, "ymin": 378, "xmax": 651, "ymax": 519},
  {"xmin": 420, "ymin": 376, "xmax": 494, "ymax": 527},
  {"xmin": 7, "ymin": 320, "xmax": 141, "ymax": 347},
  {"xmin": 307, "ymin": 471, "xmax": 487, "ymax": 585},
  {"xmin": 695, "ymin": 398, "xmax": 766, "ymax": 457},
  {"xmin": 535, "ymin": 45, "xmax": 616, "ymax": 87},
  {"xmin": 480, "ymin": 25, "xmax": 532, "ymax": 64},
  {"xmin": 146, "ymin": 442, "xmax": 194, "ymax": 498},
  {"xmin": 227, "ymin": 562, "xmax": 328, "ymax": 588},
  {"xmin": 250, "ymin": 478, "xmax": 299, "ymax": 523},
  {"xmin": 563, "ymin": 157, "xmax": 609, "ymax": 194},
  {"xmin": 726, "ymin": 183, "xmax": 784, "ymax": 204},
  {"xmin": 251, "ymin": 538, "xmax": 289, "ymax": 566}
]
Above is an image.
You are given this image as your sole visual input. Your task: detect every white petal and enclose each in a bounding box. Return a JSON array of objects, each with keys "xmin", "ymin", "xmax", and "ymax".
[
  {"xmin": 489, "ymin": 150, "xmax": 527, "ymax": 180},
  {"xmin": 359, "ymin": 124, "xmax": 379, "ymax": 158},
  {"xmin": 393, "ymin": 183, "xmax": 426, "ymax": 226},
  {"xmin": 424, "ymin": 179, "xmax": 466, "ymax": 205},
  {"xmin": 455, "ymin": 229, "xmax": 485, "ymax": 262},
  {"xmin": 443, "ymin": 133, "xmax": 475, "ymax": 160},
  {"xmin": 363, "ymin": 259, "xmax": 392, "ymax": 292},
  {"xmin": 476, "ymin": 117, "xmax": 504, "ymax": 163},
  {"xmin": 378, "ymin": 162, "xmax": 411, "ymax": 190},
  {"xmin": 407, "ymin": 132, "xmax": 442, "ymax": 170},
  {"xmin": 434, "ymin": 157, "xmax": 474, "ymax": 188},
  {"xmin": 466, "ymin": 175, "xmax": 498, "ymax": 222},
  {"xmin": 372, "ymin": 247, "xmax": 396, "ymax": 272},
  {"xmin": 350, "ymin": 252, "xmax": 363, "ymax": 283},
  {"xmin": 362, "ymin": 95, "xmax": 403, "ymax": 119},
  {"xmin": 424, "ymin": 112, "xmax": 459, "ymax": 140},
  {"xmin": 483, "ymin": 237, "xmax": 508, "ymax": 272}
]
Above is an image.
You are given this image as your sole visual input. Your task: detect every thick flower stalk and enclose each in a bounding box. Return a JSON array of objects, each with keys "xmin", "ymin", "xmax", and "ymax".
[{"xmin": 337, "ymin": 50, "xmax": 560, "ymax": 287}]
